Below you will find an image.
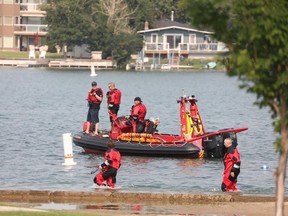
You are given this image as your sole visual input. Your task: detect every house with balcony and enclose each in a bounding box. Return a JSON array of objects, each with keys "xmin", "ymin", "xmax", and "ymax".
[
  {"xmin": 137, "ymin": 19, "xmax": 228, "ymax": 60},
  {"xmin": 0, "ymin": 0, "xmax": 47, "ymax": 52}
]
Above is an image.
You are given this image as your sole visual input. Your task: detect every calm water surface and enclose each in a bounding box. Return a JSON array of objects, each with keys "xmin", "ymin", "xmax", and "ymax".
[{"xmin": 0, "ymin": 67, "xmax": 285, "ymax": 195}]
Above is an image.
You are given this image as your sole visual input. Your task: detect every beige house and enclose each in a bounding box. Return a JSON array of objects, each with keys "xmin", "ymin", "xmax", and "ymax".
[{"xmin": 0, "ymin": 0, "xmax": 47, "ymax": 52}]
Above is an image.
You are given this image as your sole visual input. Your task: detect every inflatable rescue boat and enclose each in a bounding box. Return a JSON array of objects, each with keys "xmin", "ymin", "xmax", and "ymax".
[{"xmin": 73, "ymin": 93, "xmax": 248, "ymax": 159}]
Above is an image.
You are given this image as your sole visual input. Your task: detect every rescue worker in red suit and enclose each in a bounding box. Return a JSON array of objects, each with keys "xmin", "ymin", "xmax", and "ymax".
[
  {"xmin": 221, "ymin": 138, "xmax": 241, "ymax": 192},
  {"xmin": 94, "ymin": 141, "xmax": 121, "ymax": 188},
  {"xmin": 106, "ymin": 82, "xmax": 122, "ymax": 125},
  {"xmin": 126, "ymin": 97, "xmax": 147, "ymax": 133},
  {"xmin": 85, "ymin": 81, "xmax": 103, "ymax": 135}
]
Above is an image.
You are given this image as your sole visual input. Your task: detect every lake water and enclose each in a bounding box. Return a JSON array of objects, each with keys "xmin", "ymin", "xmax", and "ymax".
[{"xmin": 0, "ymin": 67, "xmax": 285, "ymax": 195}]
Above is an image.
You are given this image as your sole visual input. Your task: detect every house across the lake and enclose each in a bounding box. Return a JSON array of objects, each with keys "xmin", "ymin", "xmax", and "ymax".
[{"xmin": 137, "ymin": 18, "xmax": 228, "ymax": 60}]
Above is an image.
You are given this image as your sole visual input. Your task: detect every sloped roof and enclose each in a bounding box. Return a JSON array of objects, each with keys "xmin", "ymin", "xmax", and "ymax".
[
  {"xmin": 155, "ymin": 19, "xmax": 192, "ymax": 29},
  {"xmin": 137, "ymin": 19, "xmax": 213, "ymax": 34}
]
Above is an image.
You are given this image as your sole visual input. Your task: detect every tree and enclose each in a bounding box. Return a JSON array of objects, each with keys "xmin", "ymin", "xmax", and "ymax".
[
  {"xmin": 95, "ymin": 0, "xmax": 136, "ymax": 34},
  {"xmin": 43, "ymin": 0, "xmax": 142, "ymax": 67},
  {"xmin": 43, "ymin": 0, "xmax": 191, "ymax": 67},
  {"xmin": 152, "ymin": 0, "xmax": 190, "ymax": 23},
  {"xmin": 126, "ymin": 0, "xmax": 155, "ymax": 31},
  {"xmin": 180, "ymin": 0, "xmax": 288, "ymax": 215},
  {"xmin": 126, "ymin": 0, "xmax": 191, "ymax": 31},
  {"xmin": 89, "ymin": 13, "xmax": 114, "ymax": 55},
  {"xmin": 110, "ymin": 32, "xmax": 143, "ymax": 68},
  {"xmin": 89, "ymin": 0, "xmax": 142, "ymax": 66},
  {"xmin": 43, "ymin": 0, "xmax": 95, "ymax": 49}
]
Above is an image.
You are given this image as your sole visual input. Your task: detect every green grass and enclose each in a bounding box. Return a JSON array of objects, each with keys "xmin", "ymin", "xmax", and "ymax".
[
  {"xmin": 0, "ymin": 51, "xmax": 63, "ymax": 59},
  {"xmin": 179, "ymin": 58, "xmax": 225, "ymax": 70}
]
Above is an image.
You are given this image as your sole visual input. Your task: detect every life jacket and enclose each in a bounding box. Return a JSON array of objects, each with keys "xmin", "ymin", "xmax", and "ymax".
[
  {"xmin": 131, "ymin": 103, "xmax": 147, "ymax": 122},
  {"xmin": 107, "ymin": 89, "xmax": 121, "ymax": 105},
  {"xmin": 88, "ymin": 88, "xmax": 103, "ymax": 105},
  {"xmin": 223, "ymin": 147, "xmax": 241, "ymax": 177},
  {"xmin": 104, "ymin": 148, "xmax": 121, "ymax": 169}
]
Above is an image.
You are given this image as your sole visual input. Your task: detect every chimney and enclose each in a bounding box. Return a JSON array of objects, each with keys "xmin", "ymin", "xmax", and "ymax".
[
  {"xmin": 144, "ymin": 21, "xmax": 149, "ymax": 30},
  {"xmin": 171, "ymin": 11, "xmax": 174, "ymax": 21}
]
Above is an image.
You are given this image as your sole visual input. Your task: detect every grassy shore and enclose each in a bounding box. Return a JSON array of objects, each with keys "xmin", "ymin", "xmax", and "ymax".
[{"xmin": 0, "ymin": 51, "xmax": 63, "ymax": 59}]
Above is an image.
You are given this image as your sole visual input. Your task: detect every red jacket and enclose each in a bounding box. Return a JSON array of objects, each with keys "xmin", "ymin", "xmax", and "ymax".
[
  {"xmin": 87, "ymin": 88, "xmax": 103, "ymax": 105},
  {"xmin": 103, "ymin": 148, "xmax": 121, "ymax": 169},
  {"xmin": 131, "ymin": 103, "xmax": 147, "ymax": 122},
  {"xmin": 107, "ymin": 89, "xmax": 121, "ymax": 106},
  {"xmin": 223, "ymin": 147, "xmax": 241, "ymax": 177}
]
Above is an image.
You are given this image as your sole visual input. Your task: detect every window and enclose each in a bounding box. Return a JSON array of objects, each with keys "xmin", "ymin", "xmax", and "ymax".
[
  {"xmin": 3, "ymin": 36, "xmax": 13, "ymax": 48},
  {"xmin": 189, "ymin": 34, "xmax": 196, "ymax": 43},
  {"xmin": 166, "ymin": 35, "xmax": 182, "ymax": 49},
  {"xmin": 0, "ymin": 16, "xmax": 2, "ymax": 25},
  {"xmin": 151, "ymin": 34, "xmax": 158, "ymax": 43},
  {"xmin": 4, "ymin": 16, "xmax": 13, "ymax": 25},
  {"xmin": 0, "ymin": 36, "xmax": 2, "ymax": 48}
]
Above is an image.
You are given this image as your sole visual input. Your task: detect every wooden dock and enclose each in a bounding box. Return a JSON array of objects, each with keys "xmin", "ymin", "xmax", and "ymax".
[
  {"xmin": 0, "ymin": 59, "xmax": 47, "ymax": 67},
  {"xmin": 48, "ymin": 59, "xmax": 114, "ymax": 69},
  {"xmin": 0, "ymin": 59, "xmax": 114, "ymax": 69}
]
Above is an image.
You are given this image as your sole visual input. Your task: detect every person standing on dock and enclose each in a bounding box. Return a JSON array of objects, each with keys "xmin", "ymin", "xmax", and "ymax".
[
  {"xmin": 94, "ymin": 140, "xmax": 121, "ymax": 188},
  {"xmin": 221, "ymin": 138, "xmax": 241, "ymax": 192},
  {"xmin": 85, "ymin": 81, "xmax": 103, "ymax": 135},
  {"xmin": 106, "ymin": 82, "xmax": 122, "ymax": 126}
]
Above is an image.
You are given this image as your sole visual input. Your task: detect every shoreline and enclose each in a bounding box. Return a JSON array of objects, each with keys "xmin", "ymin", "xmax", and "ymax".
[
  {"xmin": 0, "ymin": 189, "xmax": 286, "ymax": 204},
  {"xmin": 1, "ymin": 190, "xmax": 288, "ymax": 215},
  {"xmin": 0, "ymin": 59, "xmax": 224, "ymax": 71}
]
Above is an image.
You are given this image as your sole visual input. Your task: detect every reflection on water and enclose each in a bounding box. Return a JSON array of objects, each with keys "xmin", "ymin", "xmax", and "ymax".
[
  {"xmin": 36, "ymin": 203, "xmax": 177, "ymax": 215},
  {"xmin": 177, "ymin": 158, "xmax": 207, "ymax": 168},
  {"xmin": 37, "ymin": 202, "xmax": 242, "ymax": 215},
  {"xmin": 0, "ymin": 67, "xmax": 285, "ymax": 195}
]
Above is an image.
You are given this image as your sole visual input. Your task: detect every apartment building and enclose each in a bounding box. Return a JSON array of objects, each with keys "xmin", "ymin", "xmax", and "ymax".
[{"xmin": 0, "ymin": 0, "xmax": 47, "ymax": 52}]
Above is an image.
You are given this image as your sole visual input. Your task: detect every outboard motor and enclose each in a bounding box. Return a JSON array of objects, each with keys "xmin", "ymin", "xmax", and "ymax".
[
  {"xmin": 202, "ymin": 131, "xmax": 238, "ymax": 159},
  {"xmin": 202, "ymin": 133, "xmax": 224, "ymax": 159}
]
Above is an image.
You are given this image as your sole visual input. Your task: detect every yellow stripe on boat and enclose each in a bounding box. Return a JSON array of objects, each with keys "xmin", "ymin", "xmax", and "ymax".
[{"xmin": 118, "ymin": 133, "xmax": 163, "ymax": 143}]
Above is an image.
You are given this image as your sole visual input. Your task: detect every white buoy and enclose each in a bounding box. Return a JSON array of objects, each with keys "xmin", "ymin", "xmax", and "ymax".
[
  {"xmin": 261, "ymin": 165, "xmax": 269, "ymax": 170},
  {"xmin": 62, "ymin": 133, "xmax": 77, "ymax": 166},
  {"xmin": 90, "ymin": 65, "xmax": 97, "ymax": 77}
]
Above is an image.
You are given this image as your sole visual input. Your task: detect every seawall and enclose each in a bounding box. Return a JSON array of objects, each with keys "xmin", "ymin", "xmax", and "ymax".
[{"xmin": 0, "ymin": 190, "xmax": 283, "ymax": 205}]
